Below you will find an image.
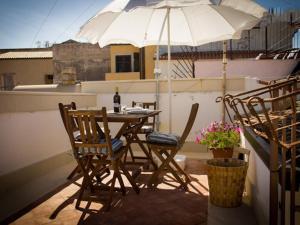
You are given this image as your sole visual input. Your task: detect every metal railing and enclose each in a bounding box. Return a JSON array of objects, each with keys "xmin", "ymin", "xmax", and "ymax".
[{"xmin": 217, "ymin": 76, "xmax": 300, "ymax": 225}]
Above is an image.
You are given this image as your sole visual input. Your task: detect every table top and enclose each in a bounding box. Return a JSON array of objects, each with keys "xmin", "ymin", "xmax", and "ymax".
[{"xmin": 103, "ymin": 110, "xmax": 161, "ymax": 122}]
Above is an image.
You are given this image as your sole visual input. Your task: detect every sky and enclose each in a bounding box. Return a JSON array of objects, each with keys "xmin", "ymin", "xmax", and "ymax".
[{"xmin": 0, "ymin": 0, "xmax": 299, "ymax": 49}]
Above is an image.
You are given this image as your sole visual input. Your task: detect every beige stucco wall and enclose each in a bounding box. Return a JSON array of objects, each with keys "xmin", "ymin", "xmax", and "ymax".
[
  {"xmin": 0, "ymin": 91, "xmax": 96, "ymax": 113},
  {"xmin": 0, "ymin": 59, "xmax": 53, "ymax": 85},
  {"xmin": 106, "ymin": 45, "xmax": 155, "ymax": 80},
  {"xmin": 0, "ymin": 91, "xmax": 97, "ymax": 175},
  {"xmin": 82, "ymin": 77, "xmax": 245, "ymax": 93}
]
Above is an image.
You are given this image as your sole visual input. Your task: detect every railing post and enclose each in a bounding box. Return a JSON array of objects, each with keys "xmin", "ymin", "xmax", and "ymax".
[{"xmin": 269, "ymin": 140, "xmax": 279, "ymax": 225}]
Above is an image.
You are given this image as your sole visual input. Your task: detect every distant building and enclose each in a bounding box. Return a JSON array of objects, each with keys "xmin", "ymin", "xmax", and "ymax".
[
  {"xmin": 105, "ymin": 45, "xmax": 156, "ymax": 80},
  {"xmin": 0, "ymin": 50, "xmax": 53, "ymax": 90},
  {"xmin": 52, "ymin": 40, "xmax": 110, "ymax": 84},
  {"xmin": 0, "ymin": 40, "xmax": 111, "ymax": 89}
]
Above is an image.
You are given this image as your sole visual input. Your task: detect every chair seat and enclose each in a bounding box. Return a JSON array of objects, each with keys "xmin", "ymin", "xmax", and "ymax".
[
  {"xmin": 77, "ymin": 138, "xmax": 123, "ymax": 156},
  {"xmin": 147, "ymin": 132, "xmax": 180, "ymax": 146}
]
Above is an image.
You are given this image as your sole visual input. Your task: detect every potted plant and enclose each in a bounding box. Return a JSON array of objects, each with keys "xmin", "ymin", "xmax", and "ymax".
[{"xmin": 195, "ymin": 121, "xmax": 241, "ymax": 158}]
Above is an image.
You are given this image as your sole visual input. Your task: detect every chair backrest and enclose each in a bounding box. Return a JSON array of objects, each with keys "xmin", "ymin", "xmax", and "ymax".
[
  {"xmin": 132, "ymin": 101, "xmax": 157, "ymax": 127},
  {"xmin": 132, "ymin": 101, "xmax": 157, "ymax": 110},
  {"xmin": 64, "ymin": 108, "xmax": 113, "ymax": 158},
  {"xmin": 179, "ymin": 103, "xmax": 199, "ymax": 145},
  {"xmin": 58, "ymin": 102, "xmax": 77, "ymax": 131}
]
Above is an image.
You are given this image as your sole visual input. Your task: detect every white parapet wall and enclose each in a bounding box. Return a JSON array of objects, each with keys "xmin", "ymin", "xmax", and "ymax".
[
  {"xmin": 0, "ymin": 78, "xmax": 262, "ymax": 175},
  {"xmin": 81, "ymin": 78, "xmax": 254, "ymax": 141},
  {"xmin": 0, "ymin": 91, "xmax": 97, "ymax": 175}
]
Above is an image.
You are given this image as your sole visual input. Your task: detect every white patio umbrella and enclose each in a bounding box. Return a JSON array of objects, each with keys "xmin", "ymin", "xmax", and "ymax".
[{"xmin": 77, "ymin": 0, "xmax": 266, "ymax": 132}]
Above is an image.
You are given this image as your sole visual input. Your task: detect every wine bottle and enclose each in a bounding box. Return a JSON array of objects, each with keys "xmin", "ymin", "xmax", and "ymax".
[{"xmin": 113, "ymin": 87, "xmax": 121, "ymax": 113}]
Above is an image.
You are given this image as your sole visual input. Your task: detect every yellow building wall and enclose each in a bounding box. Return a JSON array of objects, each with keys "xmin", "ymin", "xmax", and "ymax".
[
  {"xmin": 0, "ymin": 59, "xmax": 54, "ymax": 85},
  {"xmin": 105, "ymin": 45, "xmax": 155, "ymax": 80},
  {"xmin": 109, "ymin": 45, "xmax": 139, "ymax": 73},
  {"xmin": 145, "ymin": 46, "xmax": 155, "ymax": 79},
  {"xmin": 106, "ymin": 72, "xmax": 140, "ymax": 80}
]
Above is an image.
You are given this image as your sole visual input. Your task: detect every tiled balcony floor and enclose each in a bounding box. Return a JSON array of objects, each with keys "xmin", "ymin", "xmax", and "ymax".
[{"xmin": 10, "ymin": 159, "xmax": 257, "ymax": 225}]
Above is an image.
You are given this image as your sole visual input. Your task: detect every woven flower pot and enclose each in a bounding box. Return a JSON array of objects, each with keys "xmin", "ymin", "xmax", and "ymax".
[
  {"xmin": 207, "ymin": 158, "xmax": 248, "ymax": 207},
  {"xmin": 210, "ymin": 147, "xmax": 234, "ymax": 158}
]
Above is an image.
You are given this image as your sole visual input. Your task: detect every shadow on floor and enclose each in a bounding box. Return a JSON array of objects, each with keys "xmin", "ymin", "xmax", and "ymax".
[
  {"xmin": 76, "ymin": 187, "xmax": 208, "ymax": 225},
  {"xmin": 12, "ymin": 159, "xmax": 209, "ymax": 225}
]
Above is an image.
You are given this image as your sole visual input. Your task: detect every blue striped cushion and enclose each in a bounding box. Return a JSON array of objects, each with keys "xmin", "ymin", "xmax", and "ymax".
[
  {"xmin": 73, "ymin": 129, "xmax": 105, "ymax": 141},
  {"xmin": 100, "ymin": 138, "xmax": 123, "ymax": 154},
  {"xmin": 73, "ymin": 131, "xmax": 81, "ymax": 140},
  {"xmin": 147, "ymin": 132, "xmax": 180, "ymax": 145},
  {"xmin": 77, "ymin": 138, "xmax": 123, "ymax": 155}
]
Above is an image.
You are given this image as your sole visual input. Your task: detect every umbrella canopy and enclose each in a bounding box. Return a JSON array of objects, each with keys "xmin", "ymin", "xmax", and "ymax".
[
  {"xmin": 78, "ymin": 0, "xmax": 265, "ymax": 48},
  {"xmin": 77, "ymin": 0, "xmax": 266, "ymax": 132}
]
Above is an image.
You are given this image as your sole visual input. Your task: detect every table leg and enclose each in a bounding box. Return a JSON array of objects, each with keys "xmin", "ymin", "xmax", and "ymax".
[{"xmin": 133, "ymin": 133, "xmax": 157, "ymax": 169}]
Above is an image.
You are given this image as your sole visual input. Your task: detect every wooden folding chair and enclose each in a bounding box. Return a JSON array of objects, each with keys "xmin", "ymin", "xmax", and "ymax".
[
  {"xmin": 59, "ymin": 102, "xmax": 107, "ymax": 180},
  {"xmin": 58, "ymin": 102, "xmax": 81, "ymax": 180},
  {"xmin": 132, "ymin": 101, "xmax": 157, "ymax": 134},
  {"xmin": 147, "ymin": 103, "xmax": 199, "ymax": 190},
  {"xmin": 64, "ymin": 108, "xmax": 140, "ymax": 210},
  {"xmin": 124, "ymin": 101, "xmax": 157, "ymax": 164}
]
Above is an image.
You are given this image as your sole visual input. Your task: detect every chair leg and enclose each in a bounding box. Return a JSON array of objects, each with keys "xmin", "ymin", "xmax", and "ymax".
[
  {"xmin": 149, "ymin": 148, "xmax": 188, "ymax": 189},
  {"xmin": 114, "ymin": 160, "xmax": 126, "ymax": 196},
  {"xmin": 170, "ymin": 158, "xmax": 191, "ymax": 183},
  {"xmin": 147, "ymin": 147, "xmax": 174, "ymax": 187},
  {"xmin": 161, "ymin": 152, "xmax": 189, "ymax": 190},
  {"xmin": 119, "ymin": 161, "xmax": 140, "ymax": 194},
  {"xmin": 135, "ymin": 134, "xmax": 157, "ymax": 169},
  {"xmin": 116, "ymin": 172, "xmax": 126, "ymax": 196},
  {"xmin": 166, "ymin": 164, "xmax": 188, "ymax": 190},
  {"xmin": 128, "ymin": 145, "xmax": 135, "ymax": 162},
  {"xmin": 106, "ymin": 171, "xmax": 117, "ymax": 211},
  {"xmin": 76, "ymin": 176, "xmax": 88, "ymax": 209}
]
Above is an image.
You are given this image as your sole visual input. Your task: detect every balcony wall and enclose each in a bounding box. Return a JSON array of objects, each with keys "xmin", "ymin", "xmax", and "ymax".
[
  {"xmin": 0, "ymin": 77, "xmax": 264, "ymax": 223},
  {"xmin": 81, "ymin": 77, "xmax": 250, "ymax": 141},
  {"xmin": 242, "ymin": 132, "xmax": 270, "ymax": 225},
  {"xmin": 0, "ymin": 91, "xmax": 97, "ymax": 175}
]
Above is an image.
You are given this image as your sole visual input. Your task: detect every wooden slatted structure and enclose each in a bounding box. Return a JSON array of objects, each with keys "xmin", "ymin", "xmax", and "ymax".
[{"xmin": 217, "ymin": 76, "xmax": 300, "ymax": 225}]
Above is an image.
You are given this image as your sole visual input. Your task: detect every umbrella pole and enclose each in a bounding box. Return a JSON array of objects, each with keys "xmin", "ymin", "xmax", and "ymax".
[
  {"xmin": 155, "ymin": 46, "xmax": 160, "ymax": 132},
  {"xmin": 222, "ymin": 40, "xmax": 227, "ymax": 124},
  {"xmin": 155, "ymin": 8, "xmax": 169, "ymax": 132},
  {"xmin": 167, "ymin": 8, "xmax": 172, "ymax": 133}
]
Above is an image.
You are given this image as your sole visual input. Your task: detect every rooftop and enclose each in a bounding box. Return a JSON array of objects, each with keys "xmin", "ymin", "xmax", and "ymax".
[
  {"xmin": 1, "ymin": 77, "xmax": 299, "ymax": 225},
  {"xmin": 0, "ymin": 51, "xmax": 53, "ymax": 59},
  {"xmin": 9, "ymin": 159, "xmax": 257, "ymax": 225}
]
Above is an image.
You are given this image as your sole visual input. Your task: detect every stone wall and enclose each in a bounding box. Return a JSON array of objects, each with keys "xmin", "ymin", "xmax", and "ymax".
[{"xmin": 52, "ymin": 41, "xmax": 110, "ymax": 84}]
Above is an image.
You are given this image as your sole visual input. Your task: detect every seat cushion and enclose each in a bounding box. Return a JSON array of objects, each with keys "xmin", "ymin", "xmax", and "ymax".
[
  {"xmin": 77, "ymin": 138, "xmax": 123, "ymax": 156},
  {"xmin": 147, "ymin": 132, "xmax": 180, "ymax": 146},
  {"xmin": 100, "ymin": 138, "xmax": 123, "ymax": 153}
]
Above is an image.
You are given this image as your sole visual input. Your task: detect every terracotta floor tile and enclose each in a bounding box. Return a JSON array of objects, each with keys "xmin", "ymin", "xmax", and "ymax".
[{"xmin": 11, "ymin": 159, "xmax": 209, "ymax": 225}]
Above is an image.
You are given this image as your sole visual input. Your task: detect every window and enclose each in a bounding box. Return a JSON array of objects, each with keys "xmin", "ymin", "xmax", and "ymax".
[
  {"xmin": 45, "ymin": 74, "xmax": 54, "ymax": 84},
  {"xmin": 116, "ymin": 55, "xmax": 132, "ymax": 72},
  {"xmin": 133, "ymin": 52, "xmax": 140, "ymax": 72},
  {"xmin": 0, "ymin": 73, "xmax": 15, "ymax": 90}
]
